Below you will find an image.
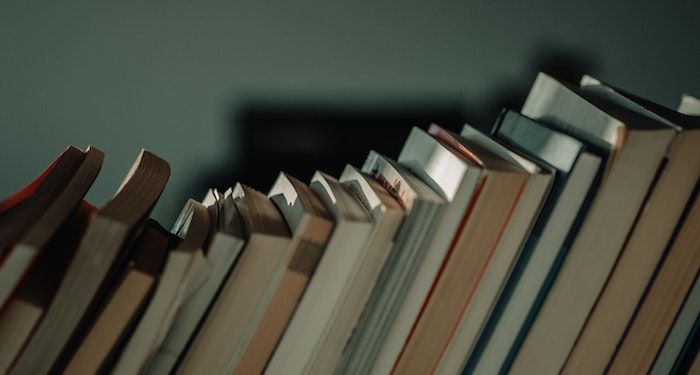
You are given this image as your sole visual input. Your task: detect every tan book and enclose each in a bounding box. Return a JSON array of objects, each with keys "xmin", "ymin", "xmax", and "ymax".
[
  {"xmin": 231, "ymin": 173, "xmax": 334, "ymax": 375},
  {"xmin": 509, "ymin": 73, "xmax": 676, "ymax": 374},
  {"xmin": 562, "ymin": 78, "xmax": 700, "ymax": 374},
  {"xmin": 0, "ymin": 146, "xmax": 102, "ymax": 308},
  {"xmin": 9, "ymin": 150, "xmax": 170, "ymax": 375},
  {"xmin": 607, "ymin": 190, "xmax": 700, "ymax": 374},
  {"xmin": 435, "ymin": 117, "xmax": 553, "ymax": 375},
  {"xmin": 690, "ymin": 346, "xmax": 700, "ymax": 375},
  {"xmin": 113, "ymin": 199, "xmax": 210, "ymax": 374},
  {"xmin": 63, "ymin": 221, "xmax": 170, "ymax": 374},
  {"xmin": 178, "ymin": 184, "xmax": 291, "ymax": 374},
  {"xmin": 391, "ymin": 125, "xmax": 531, "ymax": 375},
  {"xmin": 0, "ymin": 201, "xmax": 95, "ymax": 373}
]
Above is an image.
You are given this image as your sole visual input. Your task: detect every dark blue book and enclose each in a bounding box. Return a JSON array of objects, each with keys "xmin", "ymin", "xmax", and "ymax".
[{"xmin": 463, "ymin": 109, "xmax": 604, "ymax": 374}]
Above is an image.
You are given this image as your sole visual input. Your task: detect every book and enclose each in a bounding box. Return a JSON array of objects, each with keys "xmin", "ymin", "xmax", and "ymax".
[
  {"xmin": 562, "ymin": 76, "xmax": 700, "ymax": 374},
  {"xmin": 466, "ymin": 109, "xmax": 603, "ymax": 375},
  {"xmin": 63, "ymin": 220, "xmax": 170, "ymax": 374},
  {"xmin": 391, "ymin": 124, "xmax": 533, "ymax": 375},
  {"xmin": 508, "ymin": 72, "xmax": 676, "ymax": 374},
  {"xmin": 0, "ymin": 201, "xmax": 96, "ymax": 373},
  {"xmin": 652, "ymin": 275, "xmax": 700, "ymax": 375},
  {"xmin": 146, "ymin": 189, "xmax": 246, "ymax": 374},
  {"xmin": 0, "ymin": 146, "xmax": 84, "ymax": 252},
  {"xmin": 231, "ymin": 173, "xmax": 334, "ymax": 374},
  {"xmin": 679, "ymin": 94, "xmax": 700, "ymax": 115},
  {"xmin": 304, "ymin": 164, "xmax": 406, "ymax": 375},
  {"xmin": 607, "ymin": 185, "xmax": 700, "ymax": 374},
  {"xmin": 9, "ymin": 150, "xmax": 170, "ymax": 375},
  {"xmin": 0, "ymin": 69, "xmax": 696, "ymax": 375},
  {"xmin": 336, "ymin": 151, "xmax": 445, "ymax": 375},
  {"xmin": 370, "ymin": 126, "xmax": 498, "ymax": 375},
  {"xmin": 265, "ymin": 171, "xmax": 374, "ymax": 375},
  {"xmin": 434, "ymin": 114, "xmax": 553, "ymax": 375},
  {"xmin": 113, "ymin": 199, "xmax": 210, "ymax": 373},
  {"xmin": 178, "ymin": 184, "xmax": 291, "ymax": 374},
  {"xmin": 0, "ymin": 146, "xmax": 102, "ymax": 308}
]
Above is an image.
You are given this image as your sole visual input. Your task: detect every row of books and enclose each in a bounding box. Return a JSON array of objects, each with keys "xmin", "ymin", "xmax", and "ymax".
[{"xmin": 0, "ymin": 73, "xmax": 698, "ymax": 375}]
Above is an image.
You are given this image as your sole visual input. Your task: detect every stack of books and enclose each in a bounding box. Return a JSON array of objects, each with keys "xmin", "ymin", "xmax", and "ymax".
[{"xmin": 0, "ymin": 73, "xmax": 698, "ymax": 375}]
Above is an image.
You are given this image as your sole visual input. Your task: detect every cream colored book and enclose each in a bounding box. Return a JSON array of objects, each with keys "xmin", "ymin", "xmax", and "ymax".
[
  {"xmin": 304, "ymin": 165, "xmax": 405, "ymax": 375},
  {"xmin": 265, "ymin": 171, "xmax": 374, "ymax": 375},
  {"xmin": 146, "ymin": 190, "xmax": 245, "ymax": 375},
  {"xmin": 178, "ymin": 184, "xmax": 291, "ymax": 374},
  {"xmin": 231, "ymin": 173, "xmax": 333, "ymax": 375},
  {"xmin": 679, "ymin": 94, "xmax": 700, "ymax": 115},
  {"xmin": 336, "ymin": 151, "xmax": 445, "ymax": 375},
  {"xmin": 9, "ymin": 150, "xmax": 170, "ymax": 375}
]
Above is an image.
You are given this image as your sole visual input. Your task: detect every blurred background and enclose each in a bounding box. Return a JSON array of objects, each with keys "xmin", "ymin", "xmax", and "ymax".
[{"xmin": 0, "ymin": 0, "xmax": 698, "ymax": 223}]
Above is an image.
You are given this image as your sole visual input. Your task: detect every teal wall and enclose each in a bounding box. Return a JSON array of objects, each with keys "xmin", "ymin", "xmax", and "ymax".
[{"xmin": 1, "ymin": 0, "xmax": 698, "ymax": 223}]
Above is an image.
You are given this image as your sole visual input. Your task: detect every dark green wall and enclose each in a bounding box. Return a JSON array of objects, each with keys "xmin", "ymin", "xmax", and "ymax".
[{"xmin": 1, "ymin": 0, "xmax": 698, "ymax": 222}]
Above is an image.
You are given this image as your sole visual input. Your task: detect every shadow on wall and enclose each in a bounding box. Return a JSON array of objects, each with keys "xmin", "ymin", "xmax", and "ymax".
[{"xmin": 196, "ymin": 49, "xmax": 599, "ymax": 194}]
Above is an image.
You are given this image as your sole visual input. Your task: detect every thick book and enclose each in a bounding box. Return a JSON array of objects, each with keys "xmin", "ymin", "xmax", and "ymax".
[
  {"xmin": 336, "ymin": 151, "xmax": 445, "ymax": 375},
  {"xmin": 466, "ymin": 110, "xmax": 603, "ymax": 375},
  {"xmin": 370, "ymin": 127, "xmax": 494, "ymax": 375},
  {"xmin": 562, "ymin": 76, "xmax": 700, "ymax": 374},
  {"xmin": 113, "ymin": 199, "xmax": 210, "ymax": 373},
  {"xmin": 435, "ymin": 115, "xmax": 553, "ymax": 375},
  {"xmin": 178, "ymin": 184, "xmax": 292, "ymax": 374},
  {"xmin": 264, "ymin": 171, "xmax": 374, "ymax": 375},
  {"xmin": 391, "ymin": 125, "xmax": 533, "ymax": 375},
  {"xmin": 9, "ymin": 150, "xmax": 170, "ymax": 375},
  {"xmin": 303, "ymin": 164, "xmax": 405, "ymax": 375},
  {"xmin": 231, "ymin": 173, "xmax": 334, "ymax": 375},
  {"xmin": 508, "ymin": 72, "xmax": 675, "ymax": 374}
]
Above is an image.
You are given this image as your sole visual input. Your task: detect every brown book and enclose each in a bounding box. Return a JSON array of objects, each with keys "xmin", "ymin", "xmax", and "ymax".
[
  {"xmin": 562, "ymin": 78, "xmax": 700, "ymax": 374},
  {"xmin": 391, "ymin": 125, "xmax": 529, "ymax": 375},
  {"xmin": 179, "ymin": 184, "xmax": 292, "ymax": 374},
  {"xmin": 0, "ymin": 146, "xmax": 84, "ymax": 252},
  {"xmin": 8, "ymin": 150, "xmax": 170, "ymax": 375},
  {"xmin": 63, "ymin": 221, "xmax": 170, "ymax": 374},
  {"xmin": 607, "ymin": 189, "xmax": 700, "ymax": 374},
  {"xmin": 231, "ymin": 173, "xmax": 334, "ymax": 375},
  {"xmin": 0, "ymin": 147, "xmax": 103, "ymax": 309},
  {"xmin": 0, "ymin": 201, "xmax": 96, "ymax": 372}
]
